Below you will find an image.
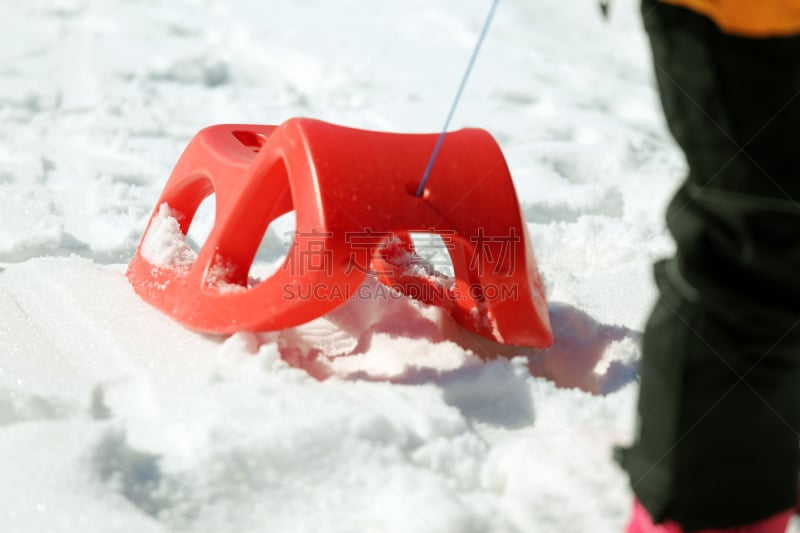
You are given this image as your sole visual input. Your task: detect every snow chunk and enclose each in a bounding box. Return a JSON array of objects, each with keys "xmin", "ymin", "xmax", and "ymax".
[
  {"xmin": 140, "ymin": 203, "xmax": 197, "ymax": 268},
  {"xmin": 205, "ymin": 254, "xmax": 247, "ymax": 293}
]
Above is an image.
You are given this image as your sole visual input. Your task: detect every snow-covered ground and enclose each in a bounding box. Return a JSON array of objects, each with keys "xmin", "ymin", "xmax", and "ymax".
[{"xmin": 3, "ymin": 1, "xmax": 790, "ymax": 532}]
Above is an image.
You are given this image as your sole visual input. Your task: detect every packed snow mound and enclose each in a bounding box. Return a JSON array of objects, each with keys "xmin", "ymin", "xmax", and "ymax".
[{"xmin": 0, "ymin": 257, "xmax": 637, "ymax": 532}]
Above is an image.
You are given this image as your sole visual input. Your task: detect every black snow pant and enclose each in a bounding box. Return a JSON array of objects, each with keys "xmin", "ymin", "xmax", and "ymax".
[{"xmin": 616, "ymin": 1, "xmax": 800, "ymax": 530}]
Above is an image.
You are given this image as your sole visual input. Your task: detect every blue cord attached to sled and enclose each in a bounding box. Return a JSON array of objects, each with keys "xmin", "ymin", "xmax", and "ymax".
[{"xmin": 416, "ymin": 0, "xmax": 501, "ymax": 197}]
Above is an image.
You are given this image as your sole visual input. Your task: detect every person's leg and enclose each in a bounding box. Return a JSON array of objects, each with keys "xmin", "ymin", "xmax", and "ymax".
[
  {"xmin": 616, "ymin": 1, "xmax": 800, "ymax": 530},
  {"xmin": 626, "ymin": 499, "xmax": 793, "ymax": 533}
]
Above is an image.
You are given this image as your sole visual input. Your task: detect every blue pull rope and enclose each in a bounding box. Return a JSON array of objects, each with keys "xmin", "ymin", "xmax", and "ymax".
[{"xmin": 416, "ymin": 0, "xmax": 501, "ymax": 197}]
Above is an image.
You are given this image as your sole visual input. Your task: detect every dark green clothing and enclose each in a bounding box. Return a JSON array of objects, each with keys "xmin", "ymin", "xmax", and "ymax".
[{"xmin": 616, "ymin": 0, "xmax": 800, "ymax": 530}]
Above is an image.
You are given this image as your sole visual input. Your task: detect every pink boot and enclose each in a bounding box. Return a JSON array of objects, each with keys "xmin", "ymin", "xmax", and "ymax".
[{"xmin": 626, "ymin": 499, "xmax": 792, "ymax": 533}]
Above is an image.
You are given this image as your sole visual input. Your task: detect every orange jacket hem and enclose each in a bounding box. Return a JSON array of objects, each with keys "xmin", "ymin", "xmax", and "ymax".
[{"xmin": 660, "ymin": 0, "xmax": 800, "ymax": 37}]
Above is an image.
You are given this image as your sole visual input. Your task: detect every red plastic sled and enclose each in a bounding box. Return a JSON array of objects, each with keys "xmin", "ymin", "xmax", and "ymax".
[{"xmin": 127, "ymin": 118, "xmax": 553, "ymax": 348}]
